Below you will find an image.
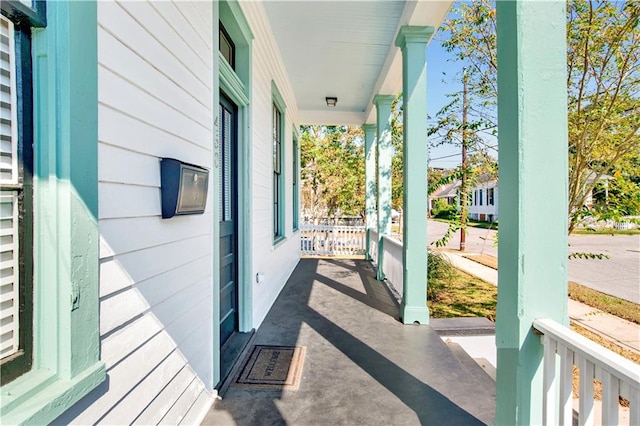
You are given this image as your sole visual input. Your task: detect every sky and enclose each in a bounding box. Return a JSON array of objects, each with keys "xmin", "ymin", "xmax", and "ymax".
[
  {"xmin": 426, "ymin": 32, "xmax": 465, "ymax": 170},
  {"xmin": 426, "ymin": 17, "xmax": 471, "ymax": 171}
]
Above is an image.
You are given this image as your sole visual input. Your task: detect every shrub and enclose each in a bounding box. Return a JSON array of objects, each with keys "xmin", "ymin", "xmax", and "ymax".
[
  {"xmin": 427, "ymin": 251, "xmax": 453, "ymax": 302},
  {"xmin": 431, "ymin": 198, "xmax": 458, "ymax": 220}
]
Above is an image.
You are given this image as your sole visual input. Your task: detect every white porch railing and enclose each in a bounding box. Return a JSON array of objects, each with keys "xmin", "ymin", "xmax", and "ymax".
[
  {"xmin": 534, "ymin": 318, "xmax": 640, "ymax": 426},
  {"xmin": 367, "ymin": 229, "xmax": 404, "ymax": 297},
  {"xmin": 381, "ymin": 235, "xmax": 403, "ymax": 297},
  {"xmin": 369, "ymin": 229, "xmax": 378, "ymax": 261},
  {"xmin": 300, "ymin": 224, "xmax": 365, "ymax": 256}
]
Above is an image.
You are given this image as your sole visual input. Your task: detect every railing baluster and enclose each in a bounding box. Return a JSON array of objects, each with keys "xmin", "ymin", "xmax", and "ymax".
[
  {"xmin": 630, "ymin": 386, "xmax": 640, "ymax": 426},
  {"xmin": 559, "ymin": 345, "xmax": 574, "ymax": 426},
  {"xmin": 601, "ymin": 370, "xmax": 619, "ymax": 426},
  {"xmin": 579, "ymin": 356, "xmax": 595, "ymax": 426},
  {"xmin": 543, "ymin": 336, "xmax": 557, "ymax": 426}
]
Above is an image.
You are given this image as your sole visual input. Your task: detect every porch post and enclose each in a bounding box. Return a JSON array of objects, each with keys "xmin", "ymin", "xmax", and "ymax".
[
  {"xmin": 373, "ymin": 95, "xmax": 394, "ymax": 280},
  {"xmin": 395, "ymin": 26, "xmax": 432, "ymax": 325},
  {"xmin": 363, "ymin": 124, "xmax": 377, "ymax": 261},
  {"xmin": 495, "ymin": 1, "xmax": 569, "ymax": 424}
]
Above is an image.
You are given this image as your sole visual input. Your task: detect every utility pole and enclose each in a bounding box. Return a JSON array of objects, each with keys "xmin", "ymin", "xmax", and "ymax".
[{"xmin": 460, "ymin": 71, "xmax": 469, "ymax": 252}]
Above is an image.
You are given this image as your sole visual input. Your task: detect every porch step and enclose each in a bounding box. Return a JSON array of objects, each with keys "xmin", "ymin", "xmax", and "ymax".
[
  {"xmin": 446, "ymin": 342, "xmax": 497, "ymax": 387},
  {"xmin": 430, "ymin": 317, "xmax": 495, "ymax": 336},
  {"xmin": 473, "ymin": 357, "xmax": 496, "ymax": 381}
]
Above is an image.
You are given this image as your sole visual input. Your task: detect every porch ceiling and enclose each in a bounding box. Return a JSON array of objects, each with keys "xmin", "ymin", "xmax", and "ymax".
[{"xmin": 263, "ymin": 0, "xmax": 453, "ymax": 126}]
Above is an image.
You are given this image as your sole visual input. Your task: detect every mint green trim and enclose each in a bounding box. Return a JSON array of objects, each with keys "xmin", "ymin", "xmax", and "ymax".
[
  {"xmin": 397, "ymin": 25, "xmax": 432, "ymax": 325},
  {"xmin": 495, "ymin": 1, "xmax": 569, "ymax": 424},
  {"xmin": 271, "ymin": 80, "xmax": 287, "ymax": 115},
  {"xmin": 0, "ymin": 1, "xmax": 104, "ymax": 422},
  {"xmin": 362, "ymin": 124, "xmax": 376, "ymax": 261},
  {"xmin": 221, "ymin": 0, "xmax": 254, "ymax": 42},
  {"xmin": 219, "ymin": 52, "xmax": 249, "ymax": 105},
  {"xmin": 1, "ymin": 362, "xmax": 105, "ymax": 425},
  {"xmin": 212, "ymin": 2, "xmax": 222, "ymax": 387},
  {"xmin": 395, "ymin": 26, "xmax": 434, "ymax": 49},
  {"xmin": 219, "ymin": 0, "xmax": 252, "ymax": 95},
  {"xmin": 292, "ymin": 128, "xmax": 300, "ymax": 232},
  {"xmin": 217, "ymin": 1, "xmax": 254, "ymax": 364},
  {"xmin": 272, "ymin": 81, "xmax": 286, "ymax": 243},
  {"xmin": 273, "ymin": 235, "xmax": 287, "ymax": 247},
  {"xmin": 373, "ymin": 95, "xmax": 394, "ymax": 281}
]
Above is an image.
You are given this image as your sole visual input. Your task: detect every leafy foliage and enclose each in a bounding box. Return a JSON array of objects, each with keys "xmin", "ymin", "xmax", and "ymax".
[
  {"xmin": 431, "ymin": 198, "xmax": 458, "ymax": 220},
  {"xmin": 300, "ymin": 126, "xmax": 365, "ymax": 222},
  {"xmin": 439, "ymin": 0, "xmax": 640, "ymax": 234},
  {"xmin": 427, "ymin": 251, "xmax": 454, "ymax": 302}
]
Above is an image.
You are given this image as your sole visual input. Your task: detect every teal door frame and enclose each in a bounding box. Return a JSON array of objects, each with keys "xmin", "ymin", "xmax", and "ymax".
[{"xmin": 214, "ymin": 0, "xmax": 254, "ymax": 387}]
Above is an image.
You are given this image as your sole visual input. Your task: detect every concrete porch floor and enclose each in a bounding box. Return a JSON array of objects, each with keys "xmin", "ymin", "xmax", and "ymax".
[{"xmin": 203, "ymin": 259, "xmax": 495, "ymax": 425}]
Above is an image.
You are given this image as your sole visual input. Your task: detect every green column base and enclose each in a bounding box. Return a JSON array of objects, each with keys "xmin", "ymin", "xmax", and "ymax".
[{"xmin": 401, "ymin": 304, "xmax": 430, "ymax": 325}]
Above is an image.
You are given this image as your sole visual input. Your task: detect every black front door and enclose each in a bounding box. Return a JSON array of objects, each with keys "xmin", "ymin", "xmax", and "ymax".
[{"xmin": 219, "ymin": 94, "xmax": 238, "ymax": 348}]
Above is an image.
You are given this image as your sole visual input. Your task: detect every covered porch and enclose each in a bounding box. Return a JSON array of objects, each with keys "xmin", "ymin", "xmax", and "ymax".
[
  {"xmin": 205, "ymin": 258, "xmax": 495, "ymax": 424},
  {"xmin": 253, "ymin": 0, "xmax": 582, "ymax": 424}
]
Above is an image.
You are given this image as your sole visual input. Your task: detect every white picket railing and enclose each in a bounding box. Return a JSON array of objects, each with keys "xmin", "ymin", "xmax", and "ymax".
[
  {"xmin": 381, "ymin": 235, "xmax": 404, "ymax": 297},
  {"xmin": 300, "ymin": 224, "xmax": 366, "ymax": 256},
  {"xmin": 534, "ymin": 318, "xmax": 640, "ymax": 426},
  {"xmin": 367, "ymin": 229, "xmax": 404, "ymax": 297},
  {"xmin": 369, "ymin": 229, "xmax": 378, "ymax": 261}
]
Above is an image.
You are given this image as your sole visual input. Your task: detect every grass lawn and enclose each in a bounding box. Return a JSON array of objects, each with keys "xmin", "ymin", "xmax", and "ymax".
[
  {"xmin": 568, "ymin": 282, "xmax": 640, "ymax": 325},
  {"xmin": 460, "ymin": 253, "xmax": 640, "ymax": 325},
  {"xmin": 428, "ymin": 267, "xmax": 497, "ymax": 321},
  {"xmin": 430, "ymin": 262, "xmax": 638, "ymax": 405},
  {"xmin": 571, "ymin": 228, "xmax": 639, "ymax": 235}
]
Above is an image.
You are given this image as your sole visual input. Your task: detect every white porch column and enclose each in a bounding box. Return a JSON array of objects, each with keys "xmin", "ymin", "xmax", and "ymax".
[
  {"xmin": 395, "ymin": 26, "xmax": 433, "ymax": 325},
  {"xmin": 373, "ymin": 95, "xmax": 394, "ymax": 281},
  {"xmin": 495, "ymin": 1, "xmax": 569, "ymax": 424},
  {"xmin": 363, "ymin": 124, "xmax": 377, "ymax": 261}
]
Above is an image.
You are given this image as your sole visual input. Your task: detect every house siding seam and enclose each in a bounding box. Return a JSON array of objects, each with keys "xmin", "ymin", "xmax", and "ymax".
[
  {"xmin": 239, "ymin": 1, "xmax": 301, "ymax": 329},
  {"xmin": 55, "ymin": 1, "xmax": 214, "ymax": 424}
]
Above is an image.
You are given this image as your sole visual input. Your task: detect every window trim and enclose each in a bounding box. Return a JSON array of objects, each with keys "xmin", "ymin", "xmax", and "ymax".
[
  {"xmin": 292, "ymin": 129, "xmax": 299, "ymax": 232},
  {"xmin": 272, "ymin": 81, "xmax": 286, "ymax": 243},
  {"xmin": 0, "ymin": 11, "xmax": 35, "ymax": 386},
  {"xmin": 0, "ymin": 2, "xmax": 104, "ymax": 424},
  {"xmin": 219, "ymin": 21, "xmax": 235, "ymax": 70}
]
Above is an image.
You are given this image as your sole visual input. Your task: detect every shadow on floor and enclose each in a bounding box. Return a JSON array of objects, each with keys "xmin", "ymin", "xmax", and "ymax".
[{"xmin": 203, "ymin": 258, "xmax": 495, "ymax": 425}]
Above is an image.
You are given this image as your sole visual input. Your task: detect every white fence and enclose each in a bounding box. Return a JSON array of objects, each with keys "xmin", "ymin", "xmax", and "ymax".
[
  {"xmin": 300, "ymin": 224, "xmax": 366, "ymax": 256},
  {"xmin": 369, "ymin": 229, "xmax": 378, "ymax": 261},
  {"xmin": 534, "ymin": 318, "xmax": 640, "ymax": 426},
  {"xmin": 368, "ymin": 229, "xmax": 404, "ymax": 297},
  {"xmin": 381, "ymin": 235, "xmax": 404, "ymax": 297}
]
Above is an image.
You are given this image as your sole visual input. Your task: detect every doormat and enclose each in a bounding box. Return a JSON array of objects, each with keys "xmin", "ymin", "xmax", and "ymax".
[{"xmin": 233, "ymin": 345, "xmax": 306, "ymax": 390}]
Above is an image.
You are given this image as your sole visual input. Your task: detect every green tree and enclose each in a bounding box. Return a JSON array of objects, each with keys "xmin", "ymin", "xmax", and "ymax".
[
  {"xmin": 300, "ymin": 126, "xmax": 365, "ymax": 223},
  {"xmin": 441, "ymin": 0, "xmax": 640, "ymax": 233}
]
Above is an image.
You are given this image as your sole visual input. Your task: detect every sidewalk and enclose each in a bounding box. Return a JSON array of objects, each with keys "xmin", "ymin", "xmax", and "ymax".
[{"xmin": 440, "ymin": 251, "xmax": 640, "ymax": 354}]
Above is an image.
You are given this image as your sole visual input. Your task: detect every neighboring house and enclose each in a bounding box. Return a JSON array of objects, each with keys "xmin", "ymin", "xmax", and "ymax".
[
  {"xmin": 429, "ymin": 176, "xmax": 498, "ymax": 222},
  {"xmin": 429, "ymin": 180, "xmax": 460, "ymax": 211},
  {"xmin": 469, "ymin": 177, "xmax": 499, "ymax": 222},
  {"xmin": 0, "ymin": 1, "xmax": 618, "ymax": 425}
]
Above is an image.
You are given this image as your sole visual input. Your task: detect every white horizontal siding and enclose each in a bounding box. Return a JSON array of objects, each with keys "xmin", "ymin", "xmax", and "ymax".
[
  {"xmin": 240, "ymin": 2, "xmax": 301, "ymax": 329},
  {"xmin": 58, "ymin": 1, "xmax": 215, "ymax": 424}
]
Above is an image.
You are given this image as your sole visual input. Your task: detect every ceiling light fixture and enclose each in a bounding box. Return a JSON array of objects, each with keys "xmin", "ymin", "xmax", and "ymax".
[{"xmin": 325, "ymin": 97, "xmax": 337, "ymax": 107}]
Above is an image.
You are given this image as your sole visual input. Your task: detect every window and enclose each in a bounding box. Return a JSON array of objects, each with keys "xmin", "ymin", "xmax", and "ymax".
[
  {"xmin": 292, "ymin": 134, "xmax": 299, "ymax": 231},
  {"xmin": 272, "ymin": 94, "xmax": 285, "ymax": 241},
  {"xmin": 1, "ymin": 9, "xmax": 36, "ymax": 386},
  {"xmin": 488, "ymin": 188, "xmax": 495, "ymax": 206},
  {"xmin": 219, "ymin": 22, "xmax": 234, "ymax": 69},
  {"xmin": 474, "ymin": 190, "xmax": 477, "ymax": 206},
  {"xmin": 1, "ymin": 2, "xmax": 104, "ymax": 423},
  {"xmin": 479, "ymin": 189, "xmax": 483, "ymax": 206}
]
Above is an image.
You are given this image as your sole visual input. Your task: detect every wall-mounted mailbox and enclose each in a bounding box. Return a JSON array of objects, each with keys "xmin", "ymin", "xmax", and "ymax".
[{"xmin": 160, "ymin": 158, "xmax": 209, "ymax": 219}]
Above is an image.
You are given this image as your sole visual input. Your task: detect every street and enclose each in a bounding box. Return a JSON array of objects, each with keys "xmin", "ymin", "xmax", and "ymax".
[{"xmin": 427, "ymin": 220, "xmax": 640, "ymax": 304}]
